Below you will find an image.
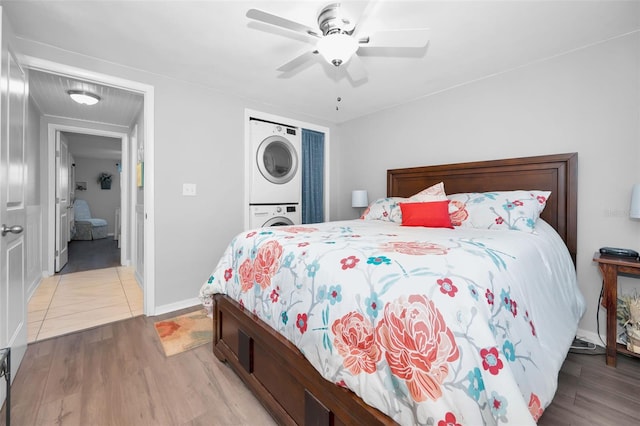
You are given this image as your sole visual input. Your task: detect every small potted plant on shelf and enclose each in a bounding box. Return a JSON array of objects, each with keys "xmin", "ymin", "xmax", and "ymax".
[{"xmin": 98, "ymin": 172, "xmax": 112, "ymax": 190}]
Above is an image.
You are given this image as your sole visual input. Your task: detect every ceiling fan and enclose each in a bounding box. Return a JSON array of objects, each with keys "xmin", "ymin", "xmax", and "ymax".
[{"xmin": 246, "ymin": 2, "xmax": 430, "ymax": 82}]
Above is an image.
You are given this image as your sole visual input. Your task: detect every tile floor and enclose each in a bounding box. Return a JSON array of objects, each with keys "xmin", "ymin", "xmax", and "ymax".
[{"xmin": 28, "ymin": 266, "xmax": 143, "ymax": 342}]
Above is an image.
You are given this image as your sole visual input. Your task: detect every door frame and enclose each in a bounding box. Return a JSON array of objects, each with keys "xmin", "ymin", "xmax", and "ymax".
[
  {"xmin": 21, "ymin": 56, "xmax": 156, "ymax": 316},
  {"xmin": 50, "ymin": 125, "xmax": 128, "ymax": 268}
]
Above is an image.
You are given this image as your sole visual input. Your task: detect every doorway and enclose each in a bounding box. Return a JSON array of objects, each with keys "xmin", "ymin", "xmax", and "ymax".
[
  {"xmin": 22, "ymin": 57, "xmax": 156, "ymax": 330},
  {"xmin": 50, "ymin": 126, "xmax": 130, "ymax": 273},
  {"xmin": 31, "ymin": 123, "xmax": 141, "ymax": 342},
  {"xmin": 54, "ymin": 129, "xmax": 128, "ymax": 273},
  {"xmin": 60, "ymin": 131, "xmax": 124, "ymax": 274}
]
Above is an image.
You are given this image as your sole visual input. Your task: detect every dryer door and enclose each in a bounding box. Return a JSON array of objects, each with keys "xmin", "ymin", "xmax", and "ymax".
[
  {"xmin": 256, "ymin": 135, "xmax": 298, "ymax": 185},
  {"xmin": 263, "ymin": 216, "xmax": 294, "ymax": 227}
]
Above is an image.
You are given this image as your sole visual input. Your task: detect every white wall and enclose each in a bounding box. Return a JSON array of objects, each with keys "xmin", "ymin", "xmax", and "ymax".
[
  {"xmin": 26, "ymin": 90, "xmax": 42, "ymax": 296},
  {"xmin": 26, "ymin": 96, "xmax": 41, "ymax": 206},
  {"xmin": 335, "ymin": 32, "xmax": 640, "ymax": 341},
  {"xmin": 73, "ymin": 157, "xmax": 121, "ymax": 236}
]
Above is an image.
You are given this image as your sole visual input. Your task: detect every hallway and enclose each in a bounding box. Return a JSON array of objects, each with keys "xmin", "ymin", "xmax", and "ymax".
[{"xmin": 28, "ymin": 266, "xmax": 143, "ymax": 342}]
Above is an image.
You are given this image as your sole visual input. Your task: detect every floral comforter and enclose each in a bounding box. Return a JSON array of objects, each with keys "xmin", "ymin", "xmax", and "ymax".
[{"xmin": 199, "ymin": 219, "xmax": 585, "ymax": 425}]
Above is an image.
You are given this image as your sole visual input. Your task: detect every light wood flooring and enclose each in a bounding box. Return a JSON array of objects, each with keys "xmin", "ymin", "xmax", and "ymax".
[
  {"xmin": 2, "ymin": 307, "xmax": 277, "ymax": 426},
  {"xmin": 10, "ymin": 262, "xmax": 640, "ymax": 425},
  {"xmin": 28, "ymin": 266, "xmax": 143, "ymax": 342},
  {"xmin": 2, "ymin": 307, "xmax": 639, "ymax": 426},
  {"xmin": 538, "ymin": 350, "xmax": 640, "ymax": 425}
]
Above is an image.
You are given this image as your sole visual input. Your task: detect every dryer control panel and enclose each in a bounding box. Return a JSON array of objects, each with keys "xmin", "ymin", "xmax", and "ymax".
[{"xmin": 249, "ymin": 203, "xmax": 301, "ymax": 228}]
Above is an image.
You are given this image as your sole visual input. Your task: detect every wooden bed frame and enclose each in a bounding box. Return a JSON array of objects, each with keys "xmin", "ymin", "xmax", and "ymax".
[{"xmin": 212, "ymin": 152, "xmax": 578, "ymax": 425}]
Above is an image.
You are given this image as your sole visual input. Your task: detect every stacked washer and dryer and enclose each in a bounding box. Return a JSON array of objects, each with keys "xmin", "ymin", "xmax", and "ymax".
[{"xmin": 249, "ymin": 118, "xmax": 302, "ymax": 228}]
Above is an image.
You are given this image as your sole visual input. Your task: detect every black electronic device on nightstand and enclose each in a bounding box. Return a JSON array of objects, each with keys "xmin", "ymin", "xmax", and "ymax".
[{"xmin": 599, "ymin": 246, "xmax": 640, "ymax": 260}]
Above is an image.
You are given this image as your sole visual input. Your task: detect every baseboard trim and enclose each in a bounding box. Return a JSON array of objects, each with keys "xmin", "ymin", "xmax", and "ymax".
[
  {"xmin": 576, "ymin": 328, "xmax": 605, "ymax": 347},
  {"xmin": 27, "ymin": 275, "xmax": 42, "ymax": 301},
  {"xmin": 153, "ymin": 297, "xmax": 201, "ymax": 316}
]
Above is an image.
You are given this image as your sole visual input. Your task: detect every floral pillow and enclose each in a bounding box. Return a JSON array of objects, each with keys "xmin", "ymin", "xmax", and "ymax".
[
  {"xmin": 409, "ymin": 182, "xmax": 447, "ymax": 202},
  {"xmin": 447, "ymin": 190, "xmax": 551, "ymax": 232},
  {"xmin": 362, "ymin": 182, "xmax": 447, "ymax": 222},
  {"xmin": 361, "ymin": 197, "xmax": 406, "ymax": 222}
]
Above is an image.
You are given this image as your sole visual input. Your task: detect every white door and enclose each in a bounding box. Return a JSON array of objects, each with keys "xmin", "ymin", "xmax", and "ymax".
[
  {"xmin": 0, "ymin": 8, "xmax": 28, "ymax": 408},
  {"xmin": 54, "ymin": 131, "xmax": 69, "ymax": 272}
]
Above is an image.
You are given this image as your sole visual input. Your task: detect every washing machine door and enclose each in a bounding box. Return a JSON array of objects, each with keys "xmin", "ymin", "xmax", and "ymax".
[
  {"xmin": 256, "ymin": 135, "xmax": 299, "ymax": 185},
  {"xmin": 263, "ymin": 216, "xmax": 294, "ymax": 227}
]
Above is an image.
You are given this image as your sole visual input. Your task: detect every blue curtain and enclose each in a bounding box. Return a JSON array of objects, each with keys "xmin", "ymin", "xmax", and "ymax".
[{"xmin": 301, "ymin": 129, "xmax": 324, "ymax": 224}]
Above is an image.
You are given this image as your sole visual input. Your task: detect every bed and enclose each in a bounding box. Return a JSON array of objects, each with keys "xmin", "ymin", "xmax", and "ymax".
[{"xmin": 200, "ymin": 153, "xmax": 584, "ymax": 425}]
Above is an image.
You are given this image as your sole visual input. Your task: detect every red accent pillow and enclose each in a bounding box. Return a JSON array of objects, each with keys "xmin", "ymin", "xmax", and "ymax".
[{"xmin": 399, "ymin": 201, "xmax": 454, "ymax": 228}]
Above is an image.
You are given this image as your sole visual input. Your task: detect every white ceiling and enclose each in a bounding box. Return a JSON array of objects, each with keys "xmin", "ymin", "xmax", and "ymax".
[
  {"xmin": 6, "ymin": 0, "xmax": 640, "ymax": 127},
  {"xmin": 29, "ymin": 69, "xmax": 144, "ymax": 128},
  {"xmin": 27, "ymin": 68, "xmax": 143, "ymax": 159},
  {"xmin": 63, "ymin": 132, "xmax": 123, "ymax": 161}
]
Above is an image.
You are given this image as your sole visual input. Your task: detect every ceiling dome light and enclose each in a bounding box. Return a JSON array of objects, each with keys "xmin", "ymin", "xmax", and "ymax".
[
  {"xmin": 67, "ymin": 90, "xmax": 101, "ymax": 106},
  {"xmin": 316, "ymin": 33, "xmax": 358, "ymax": 67}
]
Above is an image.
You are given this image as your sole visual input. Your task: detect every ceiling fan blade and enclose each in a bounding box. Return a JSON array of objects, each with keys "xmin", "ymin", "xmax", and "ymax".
[
  {"xmin": 345, "ymin": 54, "xmax": 367, "ymax": 83},
  {"xmin": 352, "ymin": 0, "xmax": 382, "ymax": 37},
  {"xmin": 359, "ymin": 0, "xmax": 381, "ymax": 23},
  {"xmin": 363, "ymin": 28, "xmax": 430, "ymax": 48},
  {"xmin": 246, "ymin": 9, "xmax": 320, "ymax": 38},
  {"xmin": 277, "ymin": 50, "xmax": 318, "ymax": 73}
]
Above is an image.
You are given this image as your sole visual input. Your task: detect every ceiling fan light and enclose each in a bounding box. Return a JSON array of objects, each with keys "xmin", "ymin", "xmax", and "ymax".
[
  {"xmin": 67, "ymin": 90, "xmax": 101, "ymax": 106},
  {"xmin": 317, "ymin": 33, "xmax": 358, "ymax": 67}
]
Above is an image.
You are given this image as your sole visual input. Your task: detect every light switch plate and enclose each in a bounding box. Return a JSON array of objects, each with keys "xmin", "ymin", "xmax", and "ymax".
[{"xmin": 182, "ymin": 183, "xmax": 197, "ymax": 196}]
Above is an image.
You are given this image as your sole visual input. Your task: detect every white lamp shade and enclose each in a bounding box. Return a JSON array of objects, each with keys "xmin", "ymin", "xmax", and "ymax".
[
  {"xmin": 352, "ymin": 190, "xmax": 368, "ymax": 208},
  {"xmin": 316, "ymin": 33, "xmax": 358, "ymax": 66},
  {"xmin": 631, "ymin": 184, "xmax": 640, "ymax": 219}
]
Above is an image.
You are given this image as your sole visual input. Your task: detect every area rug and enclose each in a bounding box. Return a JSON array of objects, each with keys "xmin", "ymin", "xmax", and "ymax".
[{"xmin": 154, "ymin": 309, "xmax": 213, "ymax": 356}]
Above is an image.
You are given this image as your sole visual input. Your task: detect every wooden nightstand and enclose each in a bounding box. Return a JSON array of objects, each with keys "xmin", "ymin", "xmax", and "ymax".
[{"xmin": 593, "ymin": 252, "xmax": 640, "ymax": 366}]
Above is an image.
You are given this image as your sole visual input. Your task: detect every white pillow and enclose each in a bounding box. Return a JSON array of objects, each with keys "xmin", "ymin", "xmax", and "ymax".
[
  {"xmin": 447, "ymin": 190, "xmax": 551, "ymax": 232},
  {"xmin": 361, "ymin": 197, "xmax": 405, "ymax": 222},
  {"xmin": 409, "ymin": 181, "xmax": 447, "ymax": 202}
]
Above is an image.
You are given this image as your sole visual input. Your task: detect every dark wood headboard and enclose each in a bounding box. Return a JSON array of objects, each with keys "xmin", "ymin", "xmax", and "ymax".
[{"xmin": 387, "ymin": 153, "xmax": 578, "ymax": 264}]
